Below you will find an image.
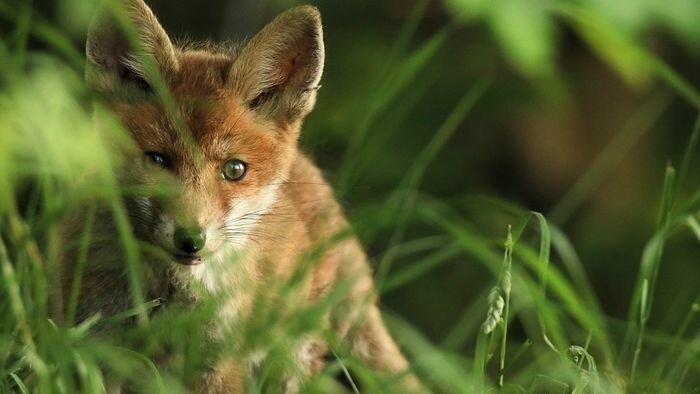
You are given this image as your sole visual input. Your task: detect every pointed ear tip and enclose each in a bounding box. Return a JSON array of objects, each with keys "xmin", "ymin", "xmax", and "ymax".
[
  {"xmin": 85, "ymin": 7, "xmax": 112, "ymax": 55},
  {"xmin": 285, "ymin": 5, "xmax": 322, "ymax": 25}
]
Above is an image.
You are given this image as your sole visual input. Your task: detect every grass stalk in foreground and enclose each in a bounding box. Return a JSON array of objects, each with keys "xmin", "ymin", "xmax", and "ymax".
[
  {"xmin": 374, "ymin": 79, "xmax": 489, "ymax": 288},
  {"xmin": 498, "ymin": 226, "xmax": 513, "ymax": 387},
  {"xmin": 629, "ymin": 164, "xmax": 675, "ymax": 385}
]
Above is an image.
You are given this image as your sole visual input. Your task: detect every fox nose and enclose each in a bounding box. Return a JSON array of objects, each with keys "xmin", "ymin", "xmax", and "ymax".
[{"xmin": 173, "ymin": 227, "xmax": 206, "ymax": 254}]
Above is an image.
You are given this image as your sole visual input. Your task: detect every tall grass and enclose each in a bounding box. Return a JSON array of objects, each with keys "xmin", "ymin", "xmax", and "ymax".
[{"xmin": 1, "ymin": 0, "xmax": 699, "ymax": 393}]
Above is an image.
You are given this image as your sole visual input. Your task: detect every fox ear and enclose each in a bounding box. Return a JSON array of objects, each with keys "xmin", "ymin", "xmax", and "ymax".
[
  {"xmin": 85, "ymin": 0, "xmax": 178, "ymax": 94},
  {"xmin": 229, "ymin": 6, "xmax": 324, "ymax": 124}
]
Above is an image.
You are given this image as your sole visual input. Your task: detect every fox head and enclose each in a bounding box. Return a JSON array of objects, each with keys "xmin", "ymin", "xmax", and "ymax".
[{"xmin": 86, "ymin": 0, "xmax": 323, "ymax": 266}]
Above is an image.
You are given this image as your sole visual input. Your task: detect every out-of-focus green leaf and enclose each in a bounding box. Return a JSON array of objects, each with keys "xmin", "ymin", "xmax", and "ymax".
[
  {"xmin": 445, "ymin": 0, "xmax": 558, "ymax": 79},
  {"xmin": 489, "ymin": 0, "xmax": 557, "ymax": 79},
  {"xmin": 57, "ymin": 0, "xmax": 98, "ymax": 36},
  {"xmin": 649, "ymin": 0, "xmax": 700, "ymax": 53},
  {"xmin": 587, "ymin": 0, "xmax": 652, "ymax": 37},
  {"xmin": 444, "ymin": 0, "xmax": 700, "ymax": 87},
  {"xmin": 444, "ymin": 0, "xmax": 492, "ymax": 21},
  {"xmin": 557, "ymin": 3, "xmax": 652, "ymax": 88}
]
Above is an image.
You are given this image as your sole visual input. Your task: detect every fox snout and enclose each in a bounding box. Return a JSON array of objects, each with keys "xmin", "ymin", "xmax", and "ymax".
[
  {"xmin": 173, "ymin": 226, "xmax": 206, "ymax": 256},
  {"xmin": 165, "ymin": 211, "xmax": 213, "ymax": 265},
  {"xmin": 136, "ymin": 191, "xmax": 219, "ymax": 265},
  {"xmin": 149, "ymin": 209, "xmax": 211, "ymax": 265}
]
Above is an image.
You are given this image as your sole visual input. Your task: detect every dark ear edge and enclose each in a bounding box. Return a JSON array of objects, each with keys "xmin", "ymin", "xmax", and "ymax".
[
  {"xmin": 85, "ymin": 0, "xmax": 178, "ymax": 95},
  {"xmin": 228, "ymin": 5, "xmax": 324, "ymax": 123}
]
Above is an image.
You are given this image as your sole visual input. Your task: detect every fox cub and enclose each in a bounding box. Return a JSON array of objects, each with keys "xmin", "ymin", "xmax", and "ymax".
[{"xmin": 61, "ymin": 0, "xmax": 418, "ymax": 392}]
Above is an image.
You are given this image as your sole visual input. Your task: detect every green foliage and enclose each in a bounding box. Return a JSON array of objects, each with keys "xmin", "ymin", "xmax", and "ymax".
[
  {"xmin": 446, "ymin": 0, "xmax": 557, "ymax": 80},
  {"xmin": 1, "ymin": 0, "xmax": 699, "ymax": 393},
  {"xmin": 445, "ymin": 0, "xmax": 700, "ymax": 102}
]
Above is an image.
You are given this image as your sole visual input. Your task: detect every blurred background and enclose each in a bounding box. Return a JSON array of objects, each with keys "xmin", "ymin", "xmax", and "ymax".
[{"xmin": 11, "ymin": 0, "xmax": 700, "ymax": 356}]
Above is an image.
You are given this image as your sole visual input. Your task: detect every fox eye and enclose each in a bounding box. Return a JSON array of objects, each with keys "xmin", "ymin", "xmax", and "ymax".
[
  {"xmin": 222, "ymin": 159, "xmax": 247, "ymax": 181},
  {"xmin": 145, "ymin": 152, "xmax": 168, "ymax": 168}
]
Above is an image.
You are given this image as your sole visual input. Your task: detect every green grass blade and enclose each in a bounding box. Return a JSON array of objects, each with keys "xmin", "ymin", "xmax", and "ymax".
[
  {"xmin": 677, "ymin": 114, "xmax": 700, "ymax": 196},
  {"xmin": 337, "ymin": 28, "xmax": 451, "ymax": 191},
  {"xmin": 498, "ymin": 226, "xmax": 514, "ymax": 387},
  {"xmin": 375, "ymin": 80, "xmax": 489, "ymax": 286},
  {"xmin": 0, "ymin": 2, "xmax": 85, "ymax": 69},
  {"xmin": 381, "ymin": 243, "xmax": 462, "ymax": 293},
  {"xmin": 626, "ymin": 165, "xmax": 676, "ymax": 383},
  {"xmin": 548, "ymin": 92, "xmax": 671, "ymax": 224},
  {"xmin": 66, "ymin": 203, "xmax": 96, "ymax": 326},
  {"xmin": 9, "ymin": 372, "xmax": 30, "ymax": 394}
]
